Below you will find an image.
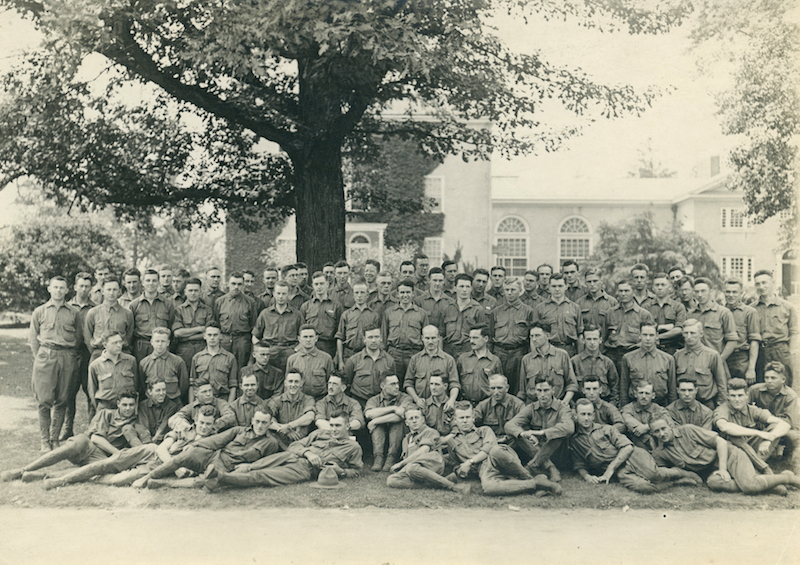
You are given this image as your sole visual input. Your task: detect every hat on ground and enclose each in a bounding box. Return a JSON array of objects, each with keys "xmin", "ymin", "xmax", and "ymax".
[{"xmin": 310, "ymin": 463, "xmax": 346, "ymax": 489}]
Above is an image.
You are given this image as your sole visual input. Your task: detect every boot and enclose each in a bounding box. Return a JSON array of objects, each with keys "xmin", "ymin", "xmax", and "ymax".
[
  {"xmin": 534, "ymin": 474, "xmax": 562, "ymax": 495},
  {"xmin": 371, "ymin": 455, "xmax": 385, "ymax": 472},
  {"xmin": 544, "ymin": 460, "xmax": 561, "ymax": 482},
  {"xmin": 50, "ymin": 406, "xmax": 66, "ymax": 448},
  {"xmin": 38, "ymin": 406, "xmax": 52, "ymax": 452},
  {"xmin": 382, "ymin": 455, "xmax": 397, "ymax": 473}
]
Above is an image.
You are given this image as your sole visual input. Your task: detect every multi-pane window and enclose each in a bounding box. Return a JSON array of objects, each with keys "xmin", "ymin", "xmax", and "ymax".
[
  {"xmin": 720, "ymin": 207, "xmax": 751, "ymax": 230},
  {"xmin": 721, "ymin": 256, "xmax": 754, "ymax": 283},
  {"xmin": 558, "ymin": 217, "xmax": 591, "ymax": 264},
  {"xmin": 495, "ymin": 217, "xmax": 528, "ymax": 276},
  {"xmin": 422, "ymin": 237, "xmax": 443, "ymax": 267},
  {"xmin": 424, "ymin": 176, "xmax": 444, "ymax": 212}
]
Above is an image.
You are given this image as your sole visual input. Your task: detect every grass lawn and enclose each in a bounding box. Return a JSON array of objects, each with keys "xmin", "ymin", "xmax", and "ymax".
[{"xmin": 1, "ymin": 328, "xmax": 798, "ymax": 511}]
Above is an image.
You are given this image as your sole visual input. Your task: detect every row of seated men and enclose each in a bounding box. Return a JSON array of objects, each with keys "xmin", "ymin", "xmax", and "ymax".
[{"xmin": 5, "ymin": 348, "xmax": 798, "ymax": 497}]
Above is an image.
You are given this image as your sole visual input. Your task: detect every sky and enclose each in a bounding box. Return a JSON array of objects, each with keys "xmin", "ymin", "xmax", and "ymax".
[{"xmin": 0, "ymin": 5, "xmax": 735, "ymax": 226}]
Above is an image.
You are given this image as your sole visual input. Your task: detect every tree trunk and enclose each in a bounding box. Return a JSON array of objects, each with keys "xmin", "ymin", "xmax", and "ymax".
[{"xmin": 292, "ymin": 140, "xmax": 346, "ymax": 273}]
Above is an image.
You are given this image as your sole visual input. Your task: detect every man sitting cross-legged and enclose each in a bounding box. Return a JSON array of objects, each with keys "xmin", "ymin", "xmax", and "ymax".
[
  {"xmin": 169, "ymin": 380, "xmax": 234, "ymax": 434},
  {"xmin": 132, "ymin": 409, "xmax": 281, "ymax": 490},
  {"xmin": 570, "ymin": 399, "xmax": 701, "ymax": 494},
  {"xmin": 386, "ymin": 407, "xmax": 470, "ymax": 494},
  {"xmin": 651, "ymin": 419, "xmax": 800, "ymax": 496},
  {"xmin": 580, "ymin": 376, "xmax": 625, "ymax": 433},
  {"xmin": 2, "ymin": 391, "xmax": 148, "ymax": 482},
  {"xmin": 666, "ymin": 377, "xmax": 713, "ymax": 430},
  {"xmin": 215, "ymin": 373, "xmax": 268, "ymax": 432},
  {"xmin": 365, "ymin": 374, "xmax": 414, "ymax": 472},
  {"xmin": 621, "ymin": 381, "xmax": 673, "ymax": 451},
  {"xmin": 136, "ymin": 378, "xmax": 181, "ymax": 445},
  {"xmin": 445, "ymin": 401, "xmax": 561, "ymax": 497},
  {"xmin": 748, "ymin": 362, "xmax": 799, "ymax": 459},
  {"xmin": 41, "ymin": 406, "xmax": 218, "ymax": 489},
  {"xmin": 201, "ymin": 412, "xmax": 363, "ymax": 491}
]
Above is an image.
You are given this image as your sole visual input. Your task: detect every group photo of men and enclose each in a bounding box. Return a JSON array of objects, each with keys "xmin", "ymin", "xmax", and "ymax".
[{"xmin": 4, "ymin": 255, "xmax": 799, "ymax": 499}]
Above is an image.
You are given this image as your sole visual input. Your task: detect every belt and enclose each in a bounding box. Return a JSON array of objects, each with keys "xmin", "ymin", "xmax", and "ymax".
[
  {"xmin": 388, "ymin": 345, "xmax": 419, "ymax": 351},
  {"xmin": 38, "ymin": 344, "xmax": 74, "ymax": 351},
  {"xmin": 762, "ymin": 339, "xmax": 787, "ymax": 347},
  {"xmin": 222, "ymin": 332, "xmax": 251, "ymax": 337},
  {"xmin": 494, "ymin": 343, "xmax": 526, "ymax": 350},
  {"xmin": 550, "ymin": 340, "xmax": 575, "ymax": 348}
]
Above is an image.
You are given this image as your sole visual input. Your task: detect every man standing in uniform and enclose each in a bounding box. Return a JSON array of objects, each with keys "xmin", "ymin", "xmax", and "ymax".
[
  {"xmin": 630, "ymin": 264, "xmax": 655, "ymax": 306},
  {"xmin": 369, "ymin": 272, "xmax": 396, "ymax": 320},
  {"xmin": 722, "ymin": 278, "xmax": 761, "ymax": 383},
  {"xmin": 139, "ymin": 327, "xmax": 189, "ymax": 405},
  {"xmin": 521, "ymin": 270, "xmax": 542, "ymax": 309},
  {"xmin": 300, "ymin": 271, "xmax": 344, "ymax": 360},
  {"xmin": 202, "ymin": 267, "xmax": 225, "ymax": 308},
  {"xmin": 29, "ymin": 276, "xmax": 82, "ymax": 451},
  {"xmin": 172, "ymin": 277, "xmax": 214, "ymax": 394},
  {"xmin": 442, "ymin": 261, "xmax": 459, "ymax": 298},
  {"xmin": 571, "ymin": 325, "xmax": 619, "ymax": 405},
  {"xmin": 84, "ymin": 278, "xmax": 134, "ymax": 361},
  {"xmin": 382, "ymin": 280, "xmax": 428, "ymax": 381},
  {"xmin": 404, "ymin": 325, "xmax": 460, "ymax": 411},
  {"xmin": 491, "ymin": 277, "xmax": 534, "ymax": 395},
  {"xmin": 336, "ymin": 280, "xmax": 380, "ymax": 370},
  {"xmin": 440, "ymin": 274, "xmax": 488, "ymax": 359},
  {"xmin": 414, "ymin": 267, "xmax": 453, "ymax": 337},
  {"xmin": 674, "ymin": 319, "xmax": 728, "ymax": 408},
  {"xmin": 666, "ymin": 377, "xmax": 713, "ymax": 429},
  {"xmin": 518, "ymin": 322, "xmax": 578, "ymax": 406},
  {"xmin": 343, "ymin": 325, "xmax": 396, "ymax": 408},
  {"xmin": 62, "ymin": 272, "xmax": 95, "ymax": 440},
  {"xmin": 287, "ymin": 325, "xmax": 335, "ymax": 401},
  {"xmin": 642, "ymin": 272, "xmax": 686, "ymax": 356},
  {"xmin": 240, "ymin": 341, "xmax": 284, "ymax": 402},
  {"xmin": 214, "ymin": 272, "xmax": 257, "ymax": 370},
  {"xmin": 471, "ymin": 268, "xmax": 497, "ymax": 312},
  {"xmin": 488, "ymin": 266, "xmax": 506, "ymax": 302},
  {"xmin": 88, "ymin": 332, "xmax": 140, "ymax": 411},
  {"xmin": 457, "ymin": 326, "xmax": 503, "ymax": 405},
  {"xmin": 561, "ymin": 260, "xmax": 586, "ymax": 302},
  {"xmin": 414, "ymin": 255, "xmax": 430, "ymax": 293},
  {"xmin": 576, "ymin": 268, "xmax": 618, "ymax": 345},
  {"xmin": 258, "ymin": 266, "xmax": 279, "ymax": 309},
  {"xmin": 619, "ymin": 322, "xmax": 676, "ymax": 407},
  {"xmin": 129, "ymin": 269, "xmax": 175, "ymax": 364},
  {"xmin": 535, "ymin": 264, "xmax": 553, "ymax": 300},
  {"xmin": 89, "ymin": 263, "xmax": 112, "ymax": 305},
  {"xmin": 533, "ymin": 273, "xmax": 582, "ymax": 357},
  {"xmin": 331, "ymin": 261, "xmax": 355, "ymax": 308},
  {"xmin": 190, "ymin": 325, "xmax": 238, "ymax": 403},
  {"xmin": 754, "ymin": 269, "xmax": 798, "ymax": 385},
  {"xmin": 252, "ymin": 281, "xmax": 302, "ymax": 372},
  {"xmin": 604, "ymin": 280, "xmax": 655, "ymax": 377},
  {"xmin": 119, "ymin": 268, "xmax": 142, "ymax": 309},
  {"xmin": 363, "ymin": 259, "xmax": 381, "ymax": 298},
  {"xmin": 688, "ymin": 277, "xmax": 738, "ymax": 374}
]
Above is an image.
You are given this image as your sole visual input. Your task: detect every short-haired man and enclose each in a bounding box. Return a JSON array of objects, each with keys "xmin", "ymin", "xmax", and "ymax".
[
  {"xmin": 753, "ymin": 269, "xmax": 797, "ymax": 385},
  {"xmin": 505, "ymin": 377, "xmax": 575, "ymax": 481},
  {"xmin": 172, "ymin": 278, "xmax": 214, "ymax": 394},
  {"xmin": 129, "ymin": 269, "xmax": 175, "ymax": 364},
  {"xmin": 89, "ymin": 262, "xmax": 112, "ymax": 305},
  {"xmin": 651, "ymin": 419, "xmax": 800, "ymax": 495},
  {"xmin": 364, "ymin": 259, "xmax": 381, "ymax": 298},
  {"xmin": 491, "ymin": 277, "xmax": 535, "ymax": 395},
  {"xmin": 155, "ymin": 265, "xmax": 172, "ymax": 296},
  {"xmin": 213, "ymin": 272, "xmax": 258, "ymax": 369},
  {"xmin": 84, "ymin": 278, "xmax": 134, "ymax": 362},
  {"xmin": 330, "ymin": 260, "xmax": 355, "ymax": 308},
  {"xmin": 413, "ymin": 255, "xmax": 429, "ymax": 293},
  {"xmin": 470, "ymin": 268, "xmax": 497, "ymax": 312},
  {"xmin": 533, "ymin": 273, "xmax": 583, "ymax": 357},
  {"xmin": 619, "ymin": 322, "xmax": 676, "ymax": 407},
  {"xmin": 621, "ymin": 381, "xmax": 673, "ymax": 451},
  {"xmin": 576, "ymin": 268, "xmax": 618, "ymax": 344},
  {"xmin": 265, "ymin": 370, "xmax": 316, "ymax": 448},
  {"xmin": 472, "ymin": 375, "xmax": 526, "ymax": 443},
  {"xmin": 139, "ymin": 327, "xmax": 189, "ymax": 404},
  {"xmin": 295, "ymin": 262, "xmax": 311, "ymax": 297},
  {"xmin": 688, "ymin": 277, "xmax": 738, "ymax": 373},
  {"xmin": 674, "ymin": 319, "xmax": 728, "ymax": 408},
  {"xmin": 561, "ymin": 260, "xmax": 586, "ymax": 302},
  {"xmin": 722, "ymin": 278, "xmax": 761, "ymax": 384},
  {"xmin": 342, "ymin": 325, "xmax": 397, "ymax": 407},
  {"xmin": 335, "ymin": 280, "xmax": 379, "ymax": 370},
  {"xmin": 667, "ymin": 266, "xmax": 685, "ymax": 290},
  {"xmin": 442, "ymin": 260, "xmax": 459, "ymax": 298},
  {"xmin": 365, "ymin": 374, "xmax": 414, "ymax": 471},
  {"xmin": 521, "ymin": 270, "xmax": 542, "ymax": 309},
  {"xmin": 630, "ymin": 264, "xmax": 654, "ymax": 306},
  {"xmin": 414, "ymin": 267, "xmax": 453, "ymax": 337},
  {"xmin": 202, "ymin": 266, "xmax": 225, "ymax": 308},
  {"xmin": 580, "ymin": 376, "xmax": 625, "ymax": 433},
  {"xmin": 287, "ymin": 324, "xmax": 335, "ymax": 401},
  {"xmin": 387, "ymin": 407, "xmax": 470, "ymax": 493},
  {"xmin": 535, "ymin": 264, "xmax": 553, "ymax": 300},
  {"xmin": 41, "ymin": 405, "xmax": 218, "ymax": 489},
  {"xmin": 241, "ymin": 269, "xmax": 257, "ymax": 299},
  {"xmin": 171, "ymin": 268, "xmax": 190, "ymax": 307},
  {"xmin": 259, "ymin": 266, "xmax": 279, "ymax": 308},
  {"xmin": 62, "ymin": 272, "xmax": 95, "ymax": 439},
  {"xmin": 88, "ymin": 332, "xmax": 140, "ymax": 411},
  {"xmin": 642, "ymin": 272, "xmax": 687, "ymax": 356},
  {"xmin": 666, "ymin": 377, "xmax": 713, "ymax": 430},
  {"xmin": 133, "ymin": 409, "xmax": 281, "ymax": 490},
  {"xmin": 252, "ymin": 281, "xmax": 303, "ymax": 372},
  {"xmin": 201, "ymin": 412, "xmax": 363, "ymax": 491},
  {"xmin": 519, "ymin": 322, "xmax": 578, "ymax": 405},
  {"xmin": 314, "ymin": 374, "xmax": 364, "ymax": 432},
  {"xmin": 190, "ymin": 325, "xmax": 238, "ymax": 403},
  {"xmin": 713, "ymin": 378, "xmax": 790, "ymax": 473},
  {"xmin": 2, "ymin": 391, "xmax": 147, "ymax": 482},
  {"xmin": 676, "ymin": 275, "xmax": 697, "ymax": 313},
  {"xmin": 369, "ymin": 272, "xmax": 396, "ymax": 320},
  {"xmin": 300, "ymin": 271, "xmax": 344, "ymax": 359},
  {"xmin": 322, "ymin": 262, "xmax": 336, "ymax": 287},
  {"xmin": 136, "ymin": 379, "xmax": 181, "ymax": 444},
  {"xmin": 570, "ymin": 399, "xmax": 700, "ymax": 493},
  {"xmin": 240, "ymin": 341, "xmax": 284, "ymax": 401},
  {"xmin": 422, "ymin": 375, "xmax": 455, "ymax": 436},
  {"xmin": 488, "ymin": 266, "xmax": 506, "ymax": 302},
  {"xmin": 457, "ymin": 326, "xmax": 503, "ymax": 404},
  {"xmin": 119, "ymin": 268, "xmax": 142, "ymax": 309},
  {"xmin": 447, "ymin": 402, "xmax": 561, "ymax": 496},
  {"xmin": 398, "ymin": 260, "xmax": 417, "ymax": 290},
  {"xmin": 440, "ymin": 274, "xmax": 489, "ymax": 358},
  {"xmin": 404, "ymin": 325, "xmax": 460, "ymax": 411},
  {"xmin": 571, "ymin": 325, "xmax": 619, "ymax": 406},
  {"xmin": 168, "ymin": 380, "xmax": 234, "ymax": 433},
  {"xmin": 382, "ymin": 279, "xmax": 429, "ymax": 381},
  {"xmin": 604, "ymin": 280, "xmax": 655, "ymax": 378},
  {"xmin": 215, "ymin": 373, "xmax": 267, "ymax": 432},
  {"xmin": 29, "ymin": 276, "xmax": 82, "ymax": 451},
  {"xmin": 748, "ymin": 362, "xmax": 800, "ymax": 455}
]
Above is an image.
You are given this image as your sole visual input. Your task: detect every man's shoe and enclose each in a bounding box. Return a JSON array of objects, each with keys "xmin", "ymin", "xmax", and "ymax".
[
  {"xmin": 203, "ymin": 464, "xmax": 221, "ymax": 492},
  {"xmin": 452, "ymin": 483, "xmax": 471, "ymax": 495},
  {"xmin": 42, "ymin": 479, "xmax": 63, "ymax": 491},
  {"xmin": 21, "ymin": 471, "xmax": 48, "ymax": 483},
  {"xmin": 382, "ymin": 455, "xmax": 397, "ymax": 473},
  {"xmin": 40, "ymin": 441, "xmax": 52, "ymax": 453},
  {"xmin": 371, "ymin": 456, "xmax": 385, "ymax": 472},
  {"xmin": 146, "ymin": 479, "xmax": 169, "ymax": 489},
  {"xmin": 772, "ymin": 485, "xmax": 789, "ymax": 497},
  {"xmin": 781, "ymin": 470, "xmax": 800, "ymax": 489},
  {"xmin": 535, "ymin": 474, "xmax": 562, "ymax": 495},
  {"xmin": 545, "ymin": 462, "xmax": 561, "ymax": 483},
  {"xmin": 49, "ymin": 440, "xmax": 60, "ymax": 450},
  {"xmin": 1, "ymin": 469, "xmax": 24, "ymax": 482},
  {"xmin": 131, "ymin": 477, "xmax": 149, "ymax": 489}
]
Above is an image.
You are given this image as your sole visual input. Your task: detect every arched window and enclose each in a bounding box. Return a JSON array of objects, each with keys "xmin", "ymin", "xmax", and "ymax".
[
  {"xmin": 347, "ymin": 233, "xmax": 371, "ymax": 265},
  {"xmin": 495, "ymin": 216, "xmax": 528, "ymax": 276},
  {"xmin": 558, "ymin": 217, "xmax": 591, "ymax": 265}
]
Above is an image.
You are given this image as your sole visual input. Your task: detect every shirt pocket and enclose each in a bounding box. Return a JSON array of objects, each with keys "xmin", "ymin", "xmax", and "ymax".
[
  {"xmin": 61, "ymin": 322, "xmax": 77, "ymax": 340},
  {"xmin": 693, "ymin": 367, "xmax": 712, "ymax": 384},
  {"xmin": 703, "ymin": 321, "xmax": 722, "ymax": 341},
  {"xmin": 164, "ymin": 374, "xmax": 180, "ymax": 397},
  {"xmin": 97, "ymin": 372, "xmax": 113, "ymax": 392},
  {"xmin": 156, "ymin": 310, "xmax": 170, "ymax": 326}
]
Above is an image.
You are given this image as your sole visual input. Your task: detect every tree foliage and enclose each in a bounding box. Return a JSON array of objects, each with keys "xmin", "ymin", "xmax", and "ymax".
[
  {"xmin": 689, "ymin": 0, "xmax": 798, "ymax": 244},
  {"xmin": 589, "ymin": 212, "xmax": 720, "ymax": 286},
  {"xmin": 0, "ymin": 0, "xmax": 686, "ymax": 270},
  {"xmin": 0, "ymin": 218, "xmax": 125, "ymax": 311}
]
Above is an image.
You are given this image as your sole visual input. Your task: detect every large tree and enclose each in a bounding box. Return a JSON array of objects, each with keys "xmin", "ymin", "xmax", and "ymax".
[{"xmin": 0, "ymin": 0, "xmax": 686, "ymax": 270}]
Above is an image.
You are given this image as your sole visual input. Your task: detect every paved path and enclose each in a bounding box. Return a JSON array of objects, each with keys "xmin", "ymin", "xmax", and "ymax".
[{"xmin": 0, "ymin": 507, "xmax": 798, "ymax": 564}]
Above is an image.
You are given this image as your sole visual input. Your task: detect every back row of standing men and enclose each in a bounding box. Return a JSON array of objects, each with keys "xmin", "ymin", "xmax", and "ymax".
[{"xmin": 28, "ymin": 256, "xmax": 797, "ymax": 460}]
